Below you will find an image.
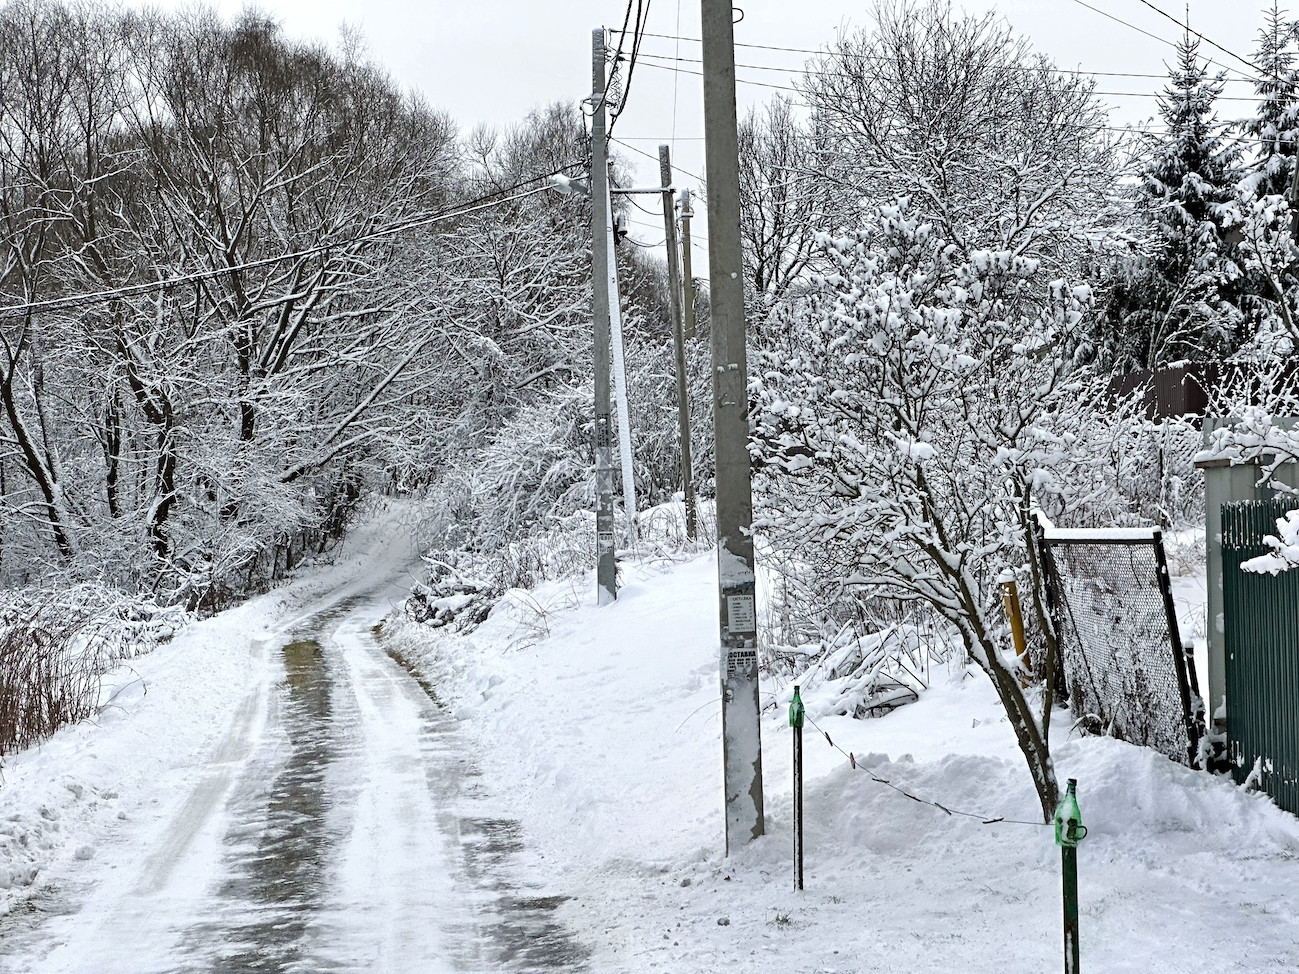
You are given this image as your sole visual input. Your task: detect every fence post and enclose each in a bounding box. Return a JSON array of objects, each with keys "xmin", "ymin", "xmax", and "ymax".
[
  {"xmin": 790, "ymin": 685, "xmax": 805, "ymax": 891},
  {"xmin": 1000, "ymin": 578, "xmax": 1030, "ymax": 685},
  {"xmin": 1054, "ymin": 777, "xmax": 1086, "ymax": 974}
]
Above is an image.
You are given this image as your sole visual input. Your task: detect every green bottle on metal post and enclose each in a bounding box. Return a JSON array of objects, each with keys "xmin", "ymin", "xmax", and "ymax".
[
  {"xmin": 1053, "ymin": 777, "xmax": 1086, "ymax": 847},
  {"xmin": 1054, "ymin": 777, "xmax": 1086, "ymax": 974}
]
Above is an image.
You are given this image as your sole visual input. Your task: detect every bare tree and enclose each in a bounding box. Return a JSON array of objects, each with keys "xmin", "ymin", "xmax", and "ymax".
[
  {"xmin": 801, "ymin": 0, "xmax": 1117, "ymax": 274},
  {"xmin": 737, "ymin": 96, "xmax": 829, "ymax": 306}
]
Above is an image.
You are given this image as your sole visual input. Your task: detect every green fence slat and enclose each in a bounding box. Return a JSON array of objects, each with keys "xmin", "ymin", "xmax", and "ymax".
[{"xmin": 1222, "ymin": 497, "xmax": 1299, "ymax": 814}]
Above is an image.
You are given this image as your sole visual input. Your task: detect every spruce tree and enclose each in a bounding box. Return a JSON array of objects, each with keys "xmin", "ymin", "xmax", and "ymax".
[
  {"xmin": 1113, "ymin": 30, "xmax": 1245, "ymax": 367},
  {"xmin": 1245, "ymin": 2, "xmax": 1299, "ymax": 198},
  {"xmin": 1143, "ymin": 31, "xmax": 1239, "ymax": 236}
]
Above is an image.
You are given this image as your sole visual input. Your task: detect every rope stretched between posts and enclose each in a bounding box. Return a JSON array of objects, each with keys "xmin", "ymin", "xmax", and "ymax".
[{"xmin": 802, "ymin": 713, "xmax": 1050, "ymax": 828}]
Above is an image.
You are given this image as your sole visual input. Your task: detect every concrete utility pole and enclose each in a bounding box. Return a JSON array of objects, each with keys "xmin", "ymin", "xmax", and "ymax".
[
  {"xmin": 591, "ymin": 28, "xmax": 617, "ymax": 604},
  {"xmin": 605, "ymin": 187, "xmax": 639, "ymax": 550},
  {"xmin": 680, "ymin": 189, "xmax": 697, "ymax": 341},
  {"xmin": 658, "ymin": 145, "xmax": 697, "ymax": 542},
  {"xmin": 700, "ymin": 0, "xmax": 764, "ymax": 853}
]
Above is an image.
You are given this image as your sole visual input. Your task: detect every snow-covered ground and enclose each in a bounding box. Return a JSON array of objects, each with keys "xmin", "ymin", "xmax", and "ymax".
[
  {"xmin": 2, "ymin": 511, "xmax": 1298, "ymax": 972},
  {"xmin": 387, "ymin": 543, "xmax": 1299, "ymax": 973}
]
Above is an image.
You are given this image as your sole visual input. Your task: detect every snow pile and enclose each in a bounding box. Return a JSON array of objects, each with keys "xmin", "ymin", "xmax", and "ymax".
[
  {"xmin": 0, "ymin": 499, "xmax": 422, "ymax": 918},
  {"xmin": 0, "ymin": 600, "xmax": 269, "ymax": 910},
  {"xmin": 389, "ymin": 548, "xmax": 1299, "ymax": 973}
]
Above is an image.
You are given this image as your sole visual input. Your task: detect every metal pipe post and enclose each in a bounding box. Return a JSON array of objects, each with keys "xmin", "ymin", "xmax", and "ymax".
[
  {"xmin": 791, "ymin": 685, "xmax": 804, "ymax": 891},
  {"xmin": 1054, "ymin": 777, "xmax": 1085, "ymax": 974},
  {"xmin": 1063, "ymin": 845, "xmax": 1079, "ymax": 974}
]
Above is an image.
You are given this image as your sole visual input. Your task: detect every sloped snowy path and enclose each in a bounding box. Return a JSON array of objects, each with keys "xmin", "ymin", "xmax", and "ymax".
[{"xmin": 0, "ymin": 522, "xmax": 585, "ymax": 973}]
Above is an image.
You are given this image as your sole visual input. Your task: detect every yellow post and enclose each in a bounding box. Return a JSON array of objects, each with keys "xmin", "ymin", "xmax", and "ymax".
[{"xmin": 1001, "ymin": 579, "xmax": 1031, "ymax": 685}]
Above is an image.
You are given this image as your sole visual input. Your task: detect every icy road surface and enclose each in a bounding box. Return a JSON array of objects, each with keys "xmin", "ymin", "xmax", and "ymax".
[{"xmin": 0, "ymin": 563, "xmax": 586, "ymax": 973}]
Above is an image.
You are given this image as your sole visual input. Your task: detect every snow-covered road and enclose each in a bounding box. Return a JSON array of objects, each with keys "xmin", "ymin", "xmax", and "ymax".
[{"xmin": 0, "ymin": 525, "xmax": 586, "ymax": 973}]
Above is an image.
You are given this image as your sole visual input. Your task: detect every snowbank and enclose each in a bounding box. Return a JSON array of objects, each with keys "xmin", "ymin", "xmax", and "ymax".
[
  {"xmin": 0, "ymin": 500, "xmax": 423, "ymax": 918},
  {"xmin": 388, "ymin": 548, "xmax": 1299, "ymax": 973}
]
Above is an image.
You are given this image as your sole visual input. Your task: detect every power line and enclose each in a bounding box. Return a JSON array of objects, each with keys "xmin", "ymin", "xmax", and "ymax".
[
  {"xmin": 635, "ymin": 27, "xmax": 1258, "ymax": 83},
  {"xmin": 604, "ymin": 0, "xmax": 637, "ymax": 107},
  {"xmin": 634, "ymin": 60, "xmax": 1279, "ymax": 146},
  {"xmin": 0, "ymin": 165, "xmax": 585, "ymax": 319},
  {"xmin": 1065, "ymin": 0, "xmax": 1253, "ymax": 80},
  {"xmin": 606, "ymin": 1, "xmax": 653, "ymax": 136},
  {"xmin": 611, "ymin": 136, "xmax": 706, "ymax": 183},
  {"xmin": 635, "ymin": 50, "xmax": 1264, "ymax": 102},
  {"xmin": 1131, "ymin": 0, "xmax": 1262, "ymax": 77}
]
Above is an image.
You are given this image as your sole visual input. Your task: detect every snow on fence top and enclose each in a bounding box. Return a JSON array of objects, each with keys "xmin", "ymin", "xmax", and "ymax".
[{"xmin": 1041, "ymin": 527, "xmax": 1160, "ymax": 544}]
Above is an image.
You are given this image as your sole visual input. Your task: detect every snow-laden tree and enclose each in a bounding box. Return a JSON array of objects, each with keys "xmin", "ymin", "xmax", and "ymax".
[
  {"xmin": 441, "ymin": 105, "xmax": 594, "ymax": 454},
  {"xmin": 1142, "ymin": 32, "xmax": 1241, "ymax": 234},
  {"xmin": 1107, "ymin": 31, "xmax": 1245, "ymax": 369},
  {"xmin": 800, "ymin": 0, "xmax": 1117, "ymax": 278},
  {"xmin": 1229, "ymin": 190, "xmax": 1299, "ymax": 355},
  {"xmin": 1244, "ymin": 2, "xmax": 1299, "ymax": 199},
  {"xmin": 0, "ymin": 2, "xmax": 463, "ymax": 600},
  {"xmin": 752, "ymin": 201, "xmax": 1141, "ymax": 820}
]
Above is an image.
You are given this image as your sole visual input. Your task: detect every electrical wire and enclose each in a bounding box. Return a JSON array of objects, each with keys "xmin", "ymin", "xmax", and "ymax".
[
  {"xmin": 0, "ymin": 164, "xmax": 586, "ymax": 319},
  {"xmin": 1131, "ymin": 0, "xmax": 1262, "ymax": 77},
  {"xmin": 624, "ymin": 191, "xmax": 668, "ymax": 216},
  {"xmin": 635, "ymin": 26, "xmax": 1259, "ymax": 83},
  {"xmin": 803, "ymin": 712, "xmax": 1049, "ymax": 828},
  {"xmin": 611, "ymin": 136, "xmax": 706, "ymax": 183},
  {"xmin": 604, "ymin": 0, "xmax": 637, "ymax": 106},
  {"xmin": 607, "ymin": 0, "xmax": 652, "ymax": 137},
  {"xmin": 620, "ymin": 234, "xmax": 666, "ymax": 248},
  {"xmin": 635, "ymin": 50, "xmax": 1264, "ymax": 102},
  {"xmin": 632, "ymin": 60, "xmax": 1281, "ymax": 147}
]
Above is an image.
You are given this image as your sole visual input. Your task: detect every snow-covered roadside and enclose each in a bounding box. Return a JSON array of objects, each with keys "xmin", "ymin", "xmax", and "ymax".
[
  {"xmin": 386, "ymin": 548, "xmax": 1299, "ymax": 973},
  {"xmin": 0, "ymin": 500, "xmax": 422, "ymax": 918}
]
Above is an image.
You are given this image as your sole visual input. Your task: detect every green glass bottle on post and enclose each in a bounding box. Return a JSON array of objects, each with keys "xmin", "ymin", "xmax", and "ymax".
[
  {"xmin": 1054, "ymin": 777, "xmax": 1086, "ymax": 974},
  {"xmin": 1053, "ymin": 777, "xmax": 1087, "ymax": 847}
]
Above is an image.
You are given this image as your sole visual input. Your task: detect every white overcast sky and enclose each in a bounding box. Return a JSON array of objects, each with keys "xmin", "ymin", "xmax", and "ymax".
[{"xmin": 147, "ymin": 0, "xmax": 1265, "ymax": 247}]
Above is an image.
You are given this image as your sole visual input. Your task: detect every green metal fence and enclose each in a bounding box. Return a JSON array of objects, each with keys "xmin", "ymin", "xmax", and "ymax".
[{"xmin": 1221, "ymin": 497, "xmax": 1299, "ymax": 814}]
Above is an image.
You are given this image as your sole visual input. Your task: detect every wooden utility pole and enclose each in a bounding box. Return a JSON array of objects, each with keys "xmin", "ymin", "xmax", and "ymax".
[
  {"xmin": 658, "ymin": 145, "xmax": 697, "ymax": 542},
  {"xmin": 591, "ymin": 28, "xmax": 617, "ymax": 604},
  {"xmin": 680, "ymin": 188, "xmax": 697, "ymax": 339},
  {"xmin": 701, "ymin": 0, "xmax": 764, "ymax": 853}
]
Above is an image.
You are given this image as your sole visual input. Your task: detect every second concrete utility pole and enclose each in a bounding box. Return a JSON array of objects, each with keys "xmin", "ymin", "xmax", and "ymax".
[{"xmin": 658, "ymin": 144, "xmax": 697, "ymax": 542}]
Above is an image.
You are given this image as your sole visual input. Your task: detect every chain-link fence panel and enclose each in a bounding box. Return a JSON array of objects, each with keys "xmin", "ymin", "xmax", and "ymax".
[{"xmin": 1040, "ymin": 527, "xmax": 1197, "ymax": 765}]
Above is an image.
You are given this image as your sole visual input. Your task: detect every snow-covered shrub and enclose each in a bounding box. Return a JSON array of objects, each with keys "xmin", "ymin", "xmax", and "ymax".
[
  {"xmin": 417, "ymin": 386, "xmax": 592, "ymax": 557},
  {"xmin": 1109, "ymin": 416, "xmax": 1202, "ymax": 529},
  {"xmin": 771, "ymin": 611, "xmax": 955, "ymax": 718},
  {"xmin": 404, "ymin": 558, "xmax": 496, "ymax": 632},
  {"xmin": 0, "ymin": 585, "xmax": 189, "ymax": 755},
  {"xmin": 752, "ymin": 201, "xmax": 1144, "ymax": 820}
]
